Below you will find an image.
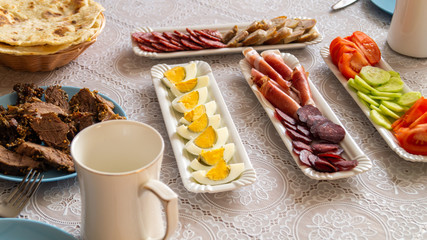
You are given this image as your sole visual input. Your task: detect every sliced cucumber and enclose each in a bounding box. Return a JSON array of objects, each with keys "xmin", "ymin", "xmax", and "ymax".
[
  {"xmin": 360, "ymin": 66, "xmax": 391, "ymax": 86},
  {"xmin": 375, "ymin": 76, "xmax": 404, "ymax": 92},
  {"xmin": 354, "ymin": 75, "xmax": 376, "ymax": 92},
  {"xmin": 370, "ymin": 109, "xmax": 392, "ymax": 130},
  {"xmin": 357, "ymin": 91, "xmax": 379, "ymax": 107},
  {"xmin": 369, "ymin": 95, "xmax": 395, "ymax": 101},
  {"xmin": 371, "ymin": 89, "xmax": 402, "ymax": 98},
  {"xmin": 381, "ymin": 100, "xmax": 406, "ymax": 112},
  {"xmin": 379, "ymin": 104, "xmax": 400, "ymax": 119},
  {"xmin": 357, "ymin": 95, "xmax": 370, "ymax": 108},
  {"xmin": 348, "ymin": 78, "xmax": 370, "ymax": 94},
  {"xmin": 370, "ymin": 104, "xmax": 382, "ymax": 113},
  {"xmin": 388, "ymin": 71, "xmax": 400, "ymax": 78},
  {"xmin": 397, "ymin": 91, "xmax": 422, "ymax": 107}
]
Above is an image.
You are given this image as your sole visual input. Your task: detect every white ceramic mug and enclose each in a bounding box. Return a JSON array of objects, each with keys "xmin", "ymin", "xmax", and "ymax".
[
  {"xmin": 387, "ymin": 0, "xmax": 427, "ymax": 58},
  {"xmin": 71, "ymin": 120, "xmax": 178, "ymax": 240}
]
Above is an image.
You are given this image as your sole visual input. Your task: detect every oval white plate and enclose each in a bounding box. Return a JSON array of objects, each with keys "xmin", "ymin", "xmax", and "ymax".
[
  {"xmin": 239, "ymin": 51, "xmax": 372, "ymax": 180},
  {"xmin": 320, "ymin": 46, "xmax": 427, "ymax": 163},
  {"xmin": 132, "ymin": 18, "xmax": 322, "ymax": 59},
  {"xmin": 151, "ymin": 61, "xmax": 256, "ymax": 193}
]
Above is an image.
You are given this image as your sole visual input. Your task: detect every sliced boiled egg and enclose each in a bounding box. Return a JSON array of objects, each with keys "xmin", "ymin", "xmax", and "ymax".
[
  {"xmin": 162, "ymin": 62, "xmax": 197, "ymax": 88},
  {"xmin": 185, "ymin": 126, "xmax": 229, "ymax": 156},
  {"xmin": 191, "ymin": 162, "xmax": 245, "ymax": 185},
  {"xmin": 179, "ymin": 101, "xmax": 217, "ymax": 125},
  {"xmin": 189, "ymin": 143, "xmax": 235, "ymax": 171},
  {"xmin": 171, "ymin": 87, "xmax": 208, "ymax": 113},
  {"xmin": 170, "ymin": 75, "xmax": 209, "ymax": 97},
  {"xmin": 176, "ymin": 113, "xmax": 221, "ymax": 140}
]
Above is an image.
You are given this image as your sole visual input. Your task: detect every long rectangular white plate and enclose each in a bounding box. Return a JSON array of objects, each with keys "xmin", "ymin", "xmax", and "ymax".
[
  {"xmin": 133, "ymin": 19, "xmax": 322, "ymax": 59},
  {"xmin": 151, "ymin": 61, "xmax": 256, "ymax": 193},
  {"xmin": 239, "ymin": 51, "xmax": 372, "ymax": 180},
  {"xmin": 320, "ymin": 46, "xmax": 427, "ymax": 162}
]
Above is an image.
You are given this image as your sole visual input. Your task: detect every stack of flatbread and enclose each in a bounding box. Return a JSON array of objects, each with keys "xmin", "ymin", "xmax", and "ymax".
[{"xmin": 0, "ymin": 0, "xmax": 104, "ymax": 56}]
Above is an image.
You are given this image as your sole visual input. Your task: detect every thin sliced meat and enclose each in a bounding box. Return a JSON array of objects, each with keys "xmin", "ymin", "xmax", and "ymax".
[
  {"xmin": 243, "ymin": 47, "xmax": 291, "ymax": 94},
  {"xmin": 195, "ymin": 29, "xmax": 222, "ymax": 41},
  {"xmin": 181, "ymin": 38, "xmax": 203, "ymax": 50},
  {"xmin": 131, "ymin": 32, "xmax": 147, "ymax": 44},
  {"xmin": 296, "ymin": 105, "xmax": 322, "ymax": 123},
  {"xmin": 137, "ymin": 42, "xmax": 161, "ymax": 53},
  {"xmin": 275, "ymin": 108, "xmax": 297, "ymax": 125},
  {"xmin": 163, "ymin": 32, "xmax": 181, "ymax": 42},
  {"xmin": 312, "ymin": 121, "xmax": 346, "ymax": 143},
  {"xmin": 189, "ymin": 35, "xmax": 210, "ymax": 48},
  {"xmin": 311, "ymin": 142, "xmax": 342, "ymax": 154},
  {"xmin": 186, "ymin": 28, "xmax": 200, "ymax": 39},
  {"xmin": 258, "ymin": 80, "xmax": 301, "ymax": 119},
  {"xmin": 159, "ymin": 39, "xmax": 184, "ymax": 51},
  {"xmin": 299, "ymin": 149, "xmax": 312, "ymax": 166},
  {"xmin": 286, "ymin": 128, "xmax": 312, "ymax": 144},
  {"xmin": 292, "ymin": 66, "xmax": 314, "ymax": 106},
  {"xmin": 151, "ymin": 42, "xmax": 176, "ymax": 52},
  {"xmin": 151, "ymin": 32, "xmax": 169, "ymax": 42},
  {"xmin": 200, "ymin": 29, "xmax": 222, "ymax": 40},
  {"xmin": 261, "ymin": 50, "xmax": 293, "ymax": 81},
  {"xmin": 137, "ymin": 32, "xmax": 158, "ymax": 43},
  {"xmin": 198, "ymin": 35, "xmax": 227, "ymax": 48},
  {"xmin": 174, "ymin": 30, "xmax": 190, "ymax": 39}
]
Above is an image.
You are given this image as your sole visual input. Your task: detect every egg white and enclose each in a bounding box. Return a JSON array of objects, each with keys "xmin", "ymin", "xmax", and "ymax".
[
  {"xmin": 161, "ymin": 62, "xmax": 198, "ymax": 88},
  {"xmin": 176, "ymin": 114, "xmax": 221, "ymax": 140},
  {"xmin": 170, "ymin": 75, "xmax": 210, "ymax": 97},
  {"xmin": 171, "ymin": 87, "xmax": 208, "ymax": 113},
  {"xmin": 189, "ymin": 143, "xmax": 236, "ymax": 171},
  {"xmin": 179, "ymin": 101, "xmax": 217, "ymax": 125},
  {"xmin": 191, "ymin": 163, "xmax": 245, "ymax": 185},
  {"xmin": 184, "ymin": 127, "xmax": 229, "ymax": 156}
]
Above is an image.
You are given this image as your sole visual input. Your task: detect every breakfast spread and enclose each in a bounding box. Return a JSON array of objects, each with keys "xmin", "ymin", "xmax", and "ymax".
[
  {"xmin": 0, "ymin": 0, "xmax": 104, "ymax": 55},
  {"xmin": 0, "ymin": 84, "xmax": 125, "ymax": 176},
  {"xmin": 161, "ymin": 62, "xmax": 245, "ymax": 185}
]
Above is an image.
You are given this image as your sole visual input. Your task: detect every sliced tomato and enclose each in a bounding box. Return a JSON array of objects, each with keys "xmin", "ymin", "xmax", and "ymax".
[
  {"xmin": 392, "ymin": 97, "xmax": 427, "ymax": 131},
  {"xmin": 349, "ymin": 50, "xmax": 370, "ymax": 73},
  {"xmin": 338, "ymin": 52, "xmax": 358, "ymax": 79},
  {"xmin": 349, "ymin": 31, "xmax": 381, "ymax": 65},
  {"xmin": 330, "ymin": 38, "xmax": 358, "ymax": 65},
  {"xmin": 395, "ymin": 124, "xmax": 427, "ymax": 155},
  {"xmin": 409, "ymin": 112, "xmax": 427, "ymax": 128}
]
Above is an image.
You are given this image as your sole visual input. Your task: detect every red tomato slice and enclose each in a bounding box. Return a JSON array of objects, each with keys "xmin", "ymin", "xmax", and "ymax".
[
  {"xmin": 330, "ymin": 38, "xmax": 358, "ymax": 65},
  {"xmin": 392, "ymin": 97, "xmax": 427, "ymax": 131},
  {"xmin": 338, "ymin": 52, "xmax": 358, "ymax": 79},
  {"xmin": 349, "ymin": 50, "xmax": 370, "ymax": 73},
  {"xmin": 395, "ymin": 124, "xmax": 427, "ymax": 155},
  {"xmin": 349, "ymin": 31, "xmax": 381, "ymax": 65},
  {"xmin": 409, "ymin": 112, "xmax": 427, "ymax": 128}
]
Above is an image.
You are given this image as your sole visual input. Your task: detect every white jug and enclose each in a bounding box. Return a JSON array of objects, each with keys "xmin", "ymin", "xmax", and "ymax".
[{"xmin": 387, "ymin": 0, "xmax": 427, "ymax": 58}]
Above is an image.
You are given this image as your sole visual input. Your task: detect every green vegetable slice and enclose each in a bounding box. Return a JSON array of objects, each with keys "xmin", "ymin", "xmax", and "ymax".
[
  {"xmin": 388, "ymin": 71, "xmax": 400, "ymax": 78},
  {"xmin": 357, "ymin": 91, "xmax": 379, "ymax": 107},
  {"xmin": 348, "ymin": 78, "xmax": 370, "ymax": 94},
  {"xmin": 381, "ymin": 100, "xmax": 406, "ymax": 112},
  {"xmin": 354, "ymin": 75, "xmax": 376, "ymax": 92},
  {"xmin": 370, "ymin": 104, "xmax": 382, "ymax": 113},
  {"xmin": 397, "ymin": 91, "xmax": 422, "ymax": 107},
  {"xmin": 370, "ymin": 109, "xmax": 392, "ymax": 129},
  {"xmin": 371, "ymin": 89, "xmax": 402, "ymax": 98},
  {"xmin": 375, "ymin": 76, "xmax": 404, "ymax": 92},
  {"xmin": 379, "ymin": 104, "xmax": 400, "ymax": 119},
  {"xmin": 369, "ymin": 95, "xmax": 395, "ymax": 101},
  {"xmin": 360, "ymin": 66, "xmax": 391, "ymax": 86}
]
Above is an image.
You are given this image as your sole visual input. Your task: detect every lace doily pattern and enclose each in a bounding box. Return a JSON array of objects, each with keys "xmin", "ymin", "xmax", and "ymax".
[{"xmin": 0, "ymin": 0, "xmax": 426, "ymax": 239}]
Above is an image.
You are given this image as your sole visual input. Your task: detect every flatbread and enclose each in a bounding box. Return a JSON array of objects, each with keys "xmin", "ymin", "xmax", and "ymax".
[
  {"xmin": 0, "ymin": 0, "xmax": 104, "ymax": 46},
  {"xmin": 0, "ymin": 12, "xmax": 103, "ymax": 55}
]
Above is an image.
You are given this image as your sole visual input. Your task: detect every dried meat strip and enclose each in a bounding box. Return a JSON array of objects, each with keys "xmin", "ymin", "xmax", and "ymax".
[
  {"xmin": 198, "ymin": 35, "xmax": 227, "ymax": 48},
  {"xmin": 181, "ymin": 38, "xmax": 203, "ymax": 50}
]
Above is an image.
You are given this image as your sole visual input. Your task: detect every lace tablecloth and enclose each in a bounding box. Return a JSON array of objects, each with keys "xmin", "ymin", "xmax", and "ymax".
[{"xmin": 0, "ymin": 0, "xmax": 426, "ymax": 239}]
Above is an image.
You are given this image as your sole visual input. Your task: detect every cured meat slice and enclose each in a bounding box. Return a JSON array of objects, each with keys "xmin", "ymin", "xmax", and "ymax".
[
  {"xmin": 286, "ymin": 128, "xmax": 312, "ymax": 144},
  {"xmin": 136, "ymin": 42, "xmax": 161, "ymax": 52},
  {"xmin": 311, "ymin": 142, "xmax": 341, "ymax": 154},
  {"xmin": 137, "ymin": 32, "xmax": 158, "ymax": 43},
  {"xmin": 200, "ymin": 29, "xmax": 222, "ymax": 40},
  {"xmin": 151, "ymin": 42, "xmax": 176, "ymax": 52},
  {"xmin": 293, "ymin": 141, "xmax": 312, "ymax": 152},
  {"xmin": 292, "ymin": 66, "xmax": 314, "ymax": 106},
  {"xmin": 296, "ymin": 105, "xmax": 322, "ymax": 123},
  {"xmin": 159, "ymin": 39, "xmax": 184, "ymax": 51},
  {"xmin": 163, "ymin": 31, "xmax": 181, "ymax": 42},
  {"xmin": 275, "ymin": 108, "xmax": 297, "ymax": 125},
  {"xmin": 299, "ymin": 149, "xmax": 312, "ymax": 167},
  {"xmin": 151, "ymin": 32, "xmax": 169, "ymax": 42},
  {"xmin": 312, "ymin": 158, "xmax": 337, "ymax": 172},
  {"xmin": 243, "ymin": 47, "xmax": 291, "ymax": 93},
  {"xmin": 258, "ymin": 80, "xmax": 300, "ymax": 119},
  {"xmin": 174, "ymin": 30, "xmax": 190, "ymax": 39},
  {"xmin": 311, "ymin": 120, "xmax": 345, "ymax": 143},
  {"xmin": 199, "ymin": 35, "xmax": 227, "ymax": 48},
  {"xmin": 195, "ymin": 29, "xmax": 222, "ymax": 41},
  {"xmin": 261, "ymin": 50, "xmax": 293, "ymax": 81},
  {"xmin": 188, "ymin": 35, "xmax": 209, "ymax": 48},
  {"xmin": 181, "ymin": 39, "xmax": 203, "ymax": 50},
  {"xmin": 131, "ymin": 32, "xmax": 146, "ymax": 44}
]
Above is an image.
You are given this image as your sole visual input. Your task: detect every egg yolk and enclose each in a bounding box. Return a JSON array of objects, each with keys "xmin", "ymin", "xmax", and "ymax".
[
  {"xmin": 178, "ymin": 91, "xmax": 199, "ymax": 110},
  {"xmin": 194, "ymin": 126, "xmax": 217, "ymax": 148},
  {"xmin": 184, "ymin": 105, "xmax": 206, "ymax": 122},
  {"xmin": 175, "ymin": 78, "xmax": 198, "ymax": 93},
  {"xmin": 199, "ymin": 147, "xmax": 225, "ymax": 165},
  {"xmin": 206, "ymin": 159, "xmax": 230, "ymax": 181},
  {"xmin": 188, "ymin": 113, "xmax": 208, "ymax": 132},
  {"xmin": 164, "ymin": 66, "xmax": 186, "ymax": 84}
]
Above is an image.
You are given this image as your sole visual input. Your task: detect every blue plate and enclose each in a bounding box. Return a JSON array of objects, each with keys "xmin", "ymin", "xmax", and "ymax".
[
  {"xmin": 0, "ymin": 219, "xmax": 76, "ymax": 240},
  {"xmin": 371, "ymin": 0, "xmax": 396, "ymax": 14},
  {"xmin": 0, "ymin": 86, "xmax": 127, "ymax": 182}
]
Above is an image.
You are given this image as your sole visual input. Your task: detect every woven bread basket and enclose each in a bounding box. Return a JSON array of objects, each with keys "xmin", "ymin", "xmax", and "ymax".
[{"xmin": 0, "ymin": 13, "xmax": 105, "ymax": 72}]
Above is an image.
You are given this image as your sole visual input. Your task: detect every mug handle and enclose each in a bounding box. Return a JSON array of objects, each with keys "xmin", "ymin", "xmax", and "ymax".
[{"xmin": 142, "ymin": 179, "xmax": 179, "ymax": 240}]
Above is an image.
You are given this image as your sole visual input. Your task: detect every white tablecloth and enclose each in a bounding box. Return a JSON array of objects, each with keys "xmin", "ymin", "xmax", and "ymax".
[{"xmin": 0, "ymin": 0, "xmax": 426, "ymax": 239}]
